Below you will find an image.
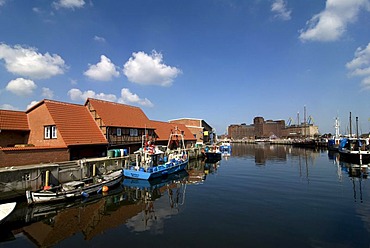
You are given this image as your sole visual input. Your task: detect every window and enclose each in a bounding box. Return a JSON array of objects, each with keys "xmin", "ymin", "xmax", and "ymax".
[
  {"xmin": 130, "ymin": 128, "xmax": 138, "ymax": 136},
  {"xmin": 52, "ymin": 126, "xmax": 57, "ymax": 138},
  {"xmin": 44, "ymin": 125, "xmax": 57, "ymax": 139},
  {"xmin": 117, "ymin": 128, "xmax": 122, "ymax": 136}
]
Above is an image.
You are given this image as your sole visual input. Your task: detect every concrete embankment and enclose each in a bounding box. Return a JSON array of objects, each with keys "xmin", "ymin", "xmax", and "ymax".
[{"xmin": 0, "ymin": 147, "xmax": 203, "ymax": 202}]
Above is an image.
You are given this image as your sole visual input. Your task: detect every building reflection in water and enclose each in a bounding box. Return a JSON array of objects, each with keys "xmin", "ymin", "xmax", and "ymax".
[
  {"xmin": 0, "ymin": 170, "xmax": 190, "ymax": 247},
  {"xmin": 231, "ymin": 143, "xmax": 321, "ymax": 166}
]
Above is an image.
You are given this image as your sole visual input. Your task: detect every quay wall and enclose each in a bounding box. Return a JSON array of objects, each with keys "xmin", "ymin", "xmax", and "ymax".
[{"xmin": 0, "ymin": 147, "xmax": 203, "ymax": 201}]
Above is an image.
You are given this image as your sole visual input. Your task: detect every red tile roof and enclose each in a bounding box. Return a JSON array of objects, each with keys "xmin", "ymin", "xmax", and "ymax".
[
  {"xmin": 0, "ymin": 110, "xmax": 29, "ymax": 131},
  {"xmin": 86, "ymin": 98, "xmax": 154, "ymax": 129},
  {"xmin": 30, "ymin": 100, "xmax": 107, "ymax": 146},
  {"xmin": 150, "ymin": 120, "xmax": 197, "ymax": 142}
]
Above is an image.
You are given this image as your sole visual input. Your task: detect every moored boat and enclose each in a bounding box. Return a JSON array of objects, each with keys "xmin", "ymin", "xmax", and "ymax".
[
  {"xmin": 338, "ymin": 116, "xmax": 370, "ymax": 165},
  {"xmin": 26, "ymin": 169, "xmax": 123, "ymax": 204},
  {"xmin": 338, "ymin": 138, "xmax": 370, "ymax": 165},
  {"xmin": 123, "ymin": 127, "xmax": 189, "ymax": 180},
  {"xmin": 0, "ymin": 202, "xmax": 16, "ymax": 223},
  {"xmin": 219, "ymin": 139, "xmax": 232, "ymax": 155}
]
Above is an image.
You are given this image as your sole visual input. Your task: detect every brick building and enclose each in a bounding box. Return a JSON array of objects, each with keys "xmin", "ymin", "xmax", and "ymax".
[
  {"xmin": 168, "ymin": 118, "xmax": 215, "ymax": 144},
  {"xmin": 0, "ymin": 98, "xmax": 197, "ymax": 167},
  {"xmin": 228, "ymin": 116, "xmax": 319, "ymax": 140}
]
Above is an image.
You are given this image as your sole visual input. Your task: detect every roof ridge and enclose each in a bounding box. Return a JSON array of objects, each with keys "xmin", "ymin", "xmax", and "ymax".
[{"xmin": 86, "ymin": 98, "xmax": 141, "ymax": 109}]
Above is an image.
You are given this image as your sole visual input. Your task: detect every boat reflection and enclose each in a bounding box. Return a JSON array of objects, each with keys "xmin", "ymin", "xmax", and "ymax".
[
  {"xmin": 0, "ymin": 171, "xmax": 190, "ymax": 246},
  {"xmin": 123, "ymin": 170, "xmax": 188, "ymax": 232},
  {"xmin": 186, "ymin": 158, "xmax": 220, "ymax": 184},
  {"xmin": 332, "ymin": 152, "xmax": 369, "ymax": 203}
]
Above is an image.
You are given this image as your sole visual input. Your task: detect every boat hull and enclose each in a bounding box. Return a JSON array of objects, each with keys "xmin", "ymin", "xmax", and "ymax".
[
  {"xmin": 26, "ymin": 170, "xmax": 123, "ymax": 204},
  {"xmin": 123, "ymin": 160, "xmax": 188, "ymax": 180},
  {"xmin": 0, "ymin": 202, "xmax": 17, "ymax": 223},
  {"xmin": 204, "ymin": 152, "xmax": 222, "ymax": 162},
  {"xmin": 339, "ymin": 150, "xmax": 370, "ymax": 165}
]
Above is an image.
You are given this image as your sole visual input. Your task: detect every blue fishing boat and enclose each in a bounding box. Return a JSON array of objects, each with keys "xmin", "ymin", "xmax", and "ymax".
[{"xmin": 123, "ymin": 128, "xmax": 189, "ymax": 180}]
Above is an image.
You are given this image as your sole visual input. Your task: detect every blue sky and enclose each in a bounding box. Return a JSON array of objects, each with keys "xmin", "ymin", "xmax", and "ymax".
[{"xmin": 1, "ymin": 0, "xmax": 370, "ymax": 135}]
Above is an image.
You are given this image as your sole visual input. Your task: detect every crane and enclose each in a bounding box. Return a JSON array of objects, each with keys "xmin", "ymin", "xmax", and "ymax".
[
  {"xmin": 287, "ymin": 117, "xmax": 294, "ymax": 126},
  {"xmin": 307, "ymin": 115, "xmax": 314, "ymax": 125}
]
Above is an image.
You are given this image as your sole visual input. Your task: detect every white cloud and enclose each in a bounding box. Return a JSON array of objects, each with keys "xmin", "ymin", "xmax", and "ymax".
[
  {"xmin": 271, "ymin": 0, "xmax": 291, "ymax": 21},
  {"xmin": 67, "ymin": 87, "xmax": 153, "ymax": 107},
  {"xmin": 0, "ymin": 43, "xmax": 67, "ymax": 79},
  {"xmin": 0, "ymin": 0, "xmax": 6, "ymax": 7},
  {"xmin": 84, "ymin": 55, "xmax": 120, "ymax": 81},
  {"xmin": 0, "ymin": 104, "xmax": 18, "ymax": 110},
  {"xmin": 123, "ymin": 50, "xmax": 182, "ymax": 86},
  {"xmin": 346, "ymin": 43, "xmax": 370, "ymax": 90},
  {"xmin": 118, "ymin": 88, "xmax": 154, "ymax": 107},
  {"xmin": 6, "ymin": 78, "xmax": 37, "ymax": 96},
  {"xmin": 299, "ymin": 0, "xmax": 370, "ymax": 42},
  {"xmin": 94, "ymin": 35, "xmax": 106, "ymax": 43},
  {"xmin": 68, "ymin": 88, "xmax": 117, "ymax": 102},
  {"xmin": 53, "ymin": 0, "xmax": 85, "ymax": 9},
  {"xmin": 42, "ymin": 87, "xmax": 54, "ymax": 99},
  {"xmin": 27, "ymin": 101, "xmax": 39, "ymax": 110}
]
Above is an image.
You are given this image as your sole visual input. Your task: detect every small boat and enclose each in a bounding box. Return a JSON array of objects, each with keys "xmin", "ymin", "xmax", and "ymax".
[
  {"xmin": 0, "ymin": 202, "xmax": 16, "ymax": 223},
  {"xmin": 26, "ymin": 170, "xmax": 123, "ymax": 204},
  {"xmin": 219, "ymin": 139, "xmax": 232, "ymax": 155},
  {"xmin": 202, "ymin": 145, "xmax": 222, "ymax": 162},
  {"xmin": 338, "ymin": 116, "xmax": 370, "ymax": 165},
  {"xmin": 338, "ymin": 138, "xmax": 370, "ymax": 165},
  {"xmin": 123, "ymin": 128, "xmax": 189, "ymax": 180}
]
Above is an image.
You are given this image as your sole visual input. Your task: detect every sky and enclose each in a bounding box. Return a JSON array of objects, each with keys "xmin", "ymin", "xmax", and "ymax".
[{"xmin": 1, "ymin": 0, "xmax": 370, "ymax": 135}]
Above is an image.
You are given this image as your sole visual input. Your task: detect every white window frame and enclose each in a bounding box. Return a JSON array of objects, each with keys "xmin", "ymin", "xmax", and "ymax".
[
  {"xmin": 117, "ymin": 128, "xmax": 122, "ymax": 136},
  {"xmin": 44, "ymin": 125, "xmax": 57, "ymax": 139},
  {"xmin": 44, "ymin": 126, "xmax": 51, "ymax": 139},
  {"xmin": 52, "ymin": 126, "xmax": 57, "ymax": 139},
  {"xmin": 130, "ymin": 128, "xmax": 138, "ymax": 137}
]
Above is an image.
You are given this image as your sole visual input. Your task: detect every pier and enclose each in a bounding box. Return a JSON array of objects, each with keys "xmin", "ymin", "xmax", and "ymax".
[{"xmin": 0, "ymin": 147, "xmax": 203, "ymax": 201}]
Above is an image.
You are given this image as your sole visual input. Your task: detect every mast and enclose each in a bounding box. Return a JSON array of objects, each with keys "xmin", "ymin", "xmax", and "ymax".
[
  {"xmin": 334, "ymin": 117, "xmax": 340, "ymax": 138},
  {"xmin": 349, "ymin": 112, "xmax": 352, "ymax": 138},
  {"xmin": 356, "ymin": 117, "xmax": 359, "ymax": 139},
  {"xmin": 304, "ymin": 105, "xmax": 307, "ymax": 138}
]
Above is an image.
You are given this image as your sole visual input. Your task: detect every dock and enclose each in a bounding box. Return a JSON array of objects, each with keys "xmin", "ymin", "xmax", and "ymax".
[{"xmin": 0, "ymin": 147, "xmax": 203, "ymax": 202}]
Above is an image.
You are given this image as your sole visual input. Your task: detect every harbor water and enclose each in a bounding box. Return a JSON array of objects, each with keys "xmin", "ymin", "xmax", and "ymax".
[{"xmin": 1, "ymin": 143, "xmax": 370, "ymax": 247}]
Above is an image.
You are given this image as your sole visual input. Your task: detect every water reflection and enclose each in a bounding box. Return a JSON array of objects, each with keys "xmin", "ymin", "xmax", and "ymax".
[
  {"xmin": 0, "ymin": 170, "xmax": 191, "ymax": 246},
  {"xmin": 231, "ymin": 143, "xmax": 321, "ymax": 166},
  {"xmin": 330, "ymin": 151, "xmax": 369, "ymax": 203},
  {"xmin": 0, "ymin": 159, "xmax": 221, "ymax": 247},
  {"xmin": 122, "ymin": 171, "xmax": 188, "ymax": 233},
  {"xmin": 3, "ymin": 145, "xmax": 370, "ymax": 247}
]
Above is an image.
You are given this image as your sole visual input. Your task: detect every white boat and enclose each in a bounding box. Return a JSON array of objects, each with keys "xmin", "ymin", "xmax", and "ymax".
[
  {"xmin": 0, "ymin": 202, "xmax": 16, "ymax": 223},
  {"xmin": 26, "ymin": 170, "xmax": 123, "ymax": 204}
]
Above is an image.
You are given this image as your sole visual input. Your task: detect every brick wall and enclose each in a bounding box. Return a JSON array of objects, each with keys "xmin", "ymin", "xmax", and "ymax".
[
  {"xmin": 27, "ymin": 104, "xmax": 66, "ymax": 147},
  {"xmin": 0, "ymin": 130, "xmax": 29, "ymax": 147},
  {"xmin": 0, "ymin": 147, "xmax": 69, "ymax": 167}
]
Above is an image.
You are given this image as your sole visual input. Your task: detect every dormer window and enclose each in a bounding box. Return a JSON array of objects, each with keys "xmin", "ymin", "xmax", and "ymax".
[{"xmin": 44, "ymin": 125, "xmax": 57, "ymax": 139}]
